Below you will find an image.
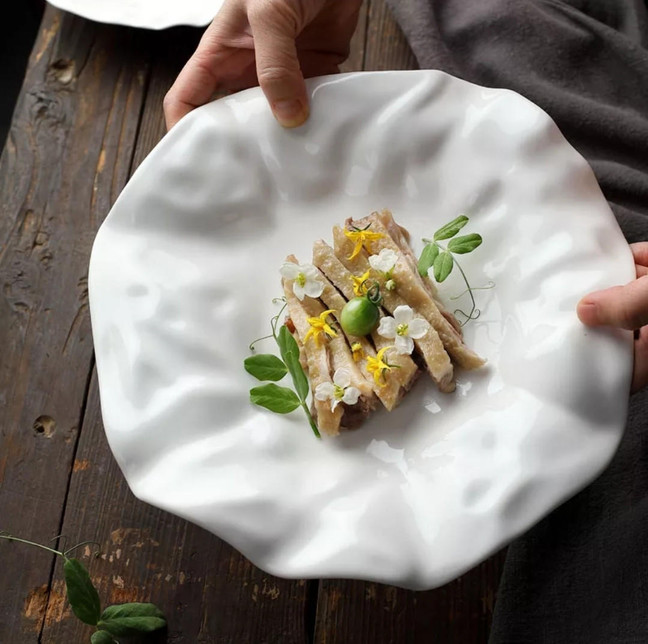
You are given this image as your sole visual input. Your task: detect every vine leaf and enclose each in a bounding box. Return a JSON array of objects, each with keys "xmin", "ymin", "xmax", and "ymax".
[
  {"xmin": 447, "ymin": 233, "xmax": 482, "ymax": 254},
  {"xmin": 433, "ymin": 215, "xmax": 468, "ymax": 241},
  {"xmin": 243, "ymin": 354, "xmax": 288, "ymax": 381},
  {"xmin": 63, "ymin": 558, "xmax": 101, "ymax": 626},
  {"xmin": 417, "ymin": 243, "xmax": 439, "ymax": 276},
  {"xmin": 250, "ymin": 383, "xmax": 301, "ymax": 413},
  {"xmin": 433, "ymin": 251, "xmax": 454, "ymax": 283},
  {"xmin": 277, "ymin": 325, "xmax": 309, "ymax": 401},
  {"xmin": 97, "ymin": 602, "xmax": 167, "ymax": 636}
]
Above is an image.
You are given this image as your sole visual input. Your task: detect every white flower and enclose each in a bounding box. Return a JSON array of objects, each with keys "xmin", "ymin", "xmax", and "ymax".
[
  {"xmin": 368, "ymin": 248, "xmax": 398, "ymax": 275},
  {"xmin": 377, "ymin": 305, "xmax": 429, "ymax": 355},
  {"xmin": 280, "ymin": 262, "xmax": 323, "ymax": 301},
  {"xmin": 314, "ymin": 368, "xmax": 361, "ymax": 412}
]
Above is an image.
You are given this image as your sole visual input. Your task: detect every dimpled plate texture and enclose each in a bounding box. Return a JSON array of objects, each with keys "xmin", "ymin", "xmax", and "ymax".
[
  {"xmin": 89, "ymin": 71, "xmax": 634, "ymax": 589},
  {"xmin": 46, "ymin": 0, "xmax": 222, "ymax": 29}
]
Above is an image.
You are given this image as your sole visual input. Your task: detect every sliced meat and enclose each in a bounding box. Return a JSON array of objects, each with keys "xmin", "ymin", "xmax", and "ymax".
[
  {"xmin": 375, "ymin": 209, "xmax": 463, "ymax": 336},
  {"xmin": 339, "ymin": 217, "xmax": 485, "ymax": 372},
  {"xmin": 285, "ymin": 255, "xmax": 375, "ymax": 432},
  {"xmin": 332, "ymin": 226, "xmax": 456, "ymax": 392},
  {"xmin": 311, "ymin": 250, "xmax": 418, "ymax": 411},
  {"xmin": 375, "ymin": 209, "xmax": 436, "ymax": 296},
  {"xmin": 282, "ymin": 270, "xmax": 342, "ymax": 436},
  {"xmin": 341, "ymin": 395, "xmax": 376, "ymax": 429}
]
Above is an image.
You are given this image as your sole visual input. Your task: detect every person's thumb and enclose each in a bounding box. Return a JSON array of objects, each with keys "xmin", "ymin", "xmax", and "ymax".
[
  {"xmin": 577, "ymin": 275, "xmax": 648, "ymax": 330},
  {"xmin": 248, "ymin": 5, "xmax": 309, "ymax": 127}
]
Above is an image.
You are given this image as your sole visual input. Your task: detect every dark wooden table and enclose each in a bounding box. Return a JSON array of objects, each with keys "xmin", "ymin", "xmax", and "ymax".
[{"xmin": 0, "ymin": 3, "xmax": 505, "ymax": 642}]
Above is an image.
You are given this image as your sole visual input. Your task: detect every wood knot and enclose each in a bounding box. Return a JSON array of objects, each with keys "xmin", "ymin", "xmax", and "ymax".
[
  {"xmin": 50, "ymin": 58, "xmax": 75, "ymax": 84},
  {"xmin": 33, "ymin": 415, "xmax": 56, "ymax": 438}
]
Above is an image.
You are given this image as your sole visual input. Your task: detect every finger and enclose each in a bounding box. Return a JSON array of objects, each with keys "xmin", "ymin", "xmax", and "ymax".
[
  {"xmin": 164, "ymin": 53, "xmax": 224, "ymax": 130},
  {"xmin": 637, "ymin": 264, "xmax": 648, "ymax": 278},
  {"xmin": 631, "ymin": 242, "xmax": 648, "ymax": 268},
  {"xmin": 577, "ymin": 275, "xmax": 648, "ymax": 330},
  {"xmin": 163, "ymin": 4, "xmax": 244, "ymax": 129},
  {"xmin": 248, "ymin": 4, "xmax": 309, "ymax": 127},
  {"xmin": 632, "ymin": 326, "xmax": 648, "ymax": 393}
]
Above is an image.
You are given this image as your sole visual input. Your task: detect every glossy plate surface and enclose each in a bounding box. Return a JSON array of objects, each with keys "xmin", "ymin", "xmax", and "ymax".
[
  {"xmin": 89, "ymin": 71, "xmax": 633, "ymax": 589},
  {"xmin": 47, "ymin": 0, "xmax": 222, "ymax": 28}
]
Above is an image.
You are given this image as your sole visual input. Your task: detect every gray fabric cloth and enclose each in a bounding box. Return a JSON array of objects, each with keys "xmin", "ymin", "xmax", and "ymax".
[{"xmin": 384, "ymin": 1, "xmax": 648, "ymax": 642}]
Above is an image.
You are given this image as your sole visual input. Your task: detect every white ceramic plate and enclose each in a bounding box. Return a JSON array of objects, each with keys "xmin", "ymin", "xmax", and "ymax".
[
  {"xmin": 89, "ymin": 71, "xmax": 633, "ymax": 590},
  {"xmin": 47, "ymin": 0, "xmax": 221, "ymax": 29}
]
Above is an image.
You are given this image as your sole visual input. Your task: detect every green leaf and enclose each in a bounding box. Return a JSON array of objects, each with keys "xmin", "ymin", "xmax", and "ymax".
[
  {"xmin": 91, "ymin": 631, "xmax": 117, "ymax": 644},
  {"xmin": 100, "ymin": 603, "xmax": 166, "ymax": 621},
  {"xmin": 97, "ymin": 602, "xmax": 166, "ymax": 636},
  {"xmin": 433, "ymin": 215, "xmax": 469, "ymax": 241},
  {"xmin": 277, "ymin": 325, "xmax": 309, "ymax": 400},
  {"xmin": 433, "ymin": 251, "xmax": 454, "ymax": 283},
  {"xmin": 447, "ymin": 233, "xmax": 483, "ymax": 254},
  {"xmin": 63, "ymin": 558, "xmax": 101, "ymax": 626},
  {"xmin": 244, "ymin": 354, "xmax": 287, "ymax": 381},
  {"xmin": 98, "ymin": 617, "xmax": 166, "ymax": 637},
  {"xmin": 417, "ymin": 243, "xmax": 440, "ymax": 277},
  {"xmin": 250, "ymin": 383, "xmax": 301, "ymax": 413}
]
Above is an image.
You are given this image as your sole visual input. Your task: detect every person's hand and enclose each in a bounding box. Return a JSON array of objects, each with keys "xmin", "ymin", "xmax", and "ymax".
[
  {"xmin": 163, "ymin": 0, "xmax": 362, "ymax": 130},
  {"xmin": 577, "ymin": 242, "xmax": 648, "ymax": 393}
]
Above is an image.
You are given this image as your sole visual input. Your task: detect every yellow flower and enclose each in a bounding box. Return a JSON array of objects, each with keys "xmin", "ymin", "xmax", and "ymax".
[
  {"xmin": 351, "ymin": 270, "xmax": 371, "ymax": 297},
  {"xmin": 366, "ymin": 346, "xmax": 395, "ymax": 386},
  {"xmin": 304, "ymin": 309, "xmax": 337, "ymax": 347},
  {"xmin": 344, "ymin": 227, "xmax": 385, "ymax": 260},
  {"xmin": 351, "ymin": 342, "xmax": 364, "ymax": 362}
]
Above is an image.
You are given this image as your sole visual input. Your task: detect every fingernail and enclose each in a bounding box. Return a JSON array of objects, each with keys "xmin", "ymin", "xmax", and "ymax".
[
  {"xmin": 576, "ymin": 300, "xmax": 598, "ymax": 325},
  {"xmin": 272, "ymin": 99, "xmax": 308, "ymax": 128}
]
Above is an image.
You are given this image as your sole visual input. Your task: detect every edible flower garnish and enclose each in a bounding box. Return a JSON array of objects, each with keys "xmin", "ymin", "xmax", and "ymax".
[
  {"xmin": 344, "ymin": 225, "xmax": 385, "ymax": 260},
  {"xmin": 377, "ymin": 305, "xmax": 429, "ymax": 355},
  {"xmin": 304, "ymin": 309, "xmax": 337, "ymax": 347},
  {"xmin": 368, "ymin": 248, "xmax": 397, "ymax": 274},
  {"xmin": 280, "ymin": 262, "xmax": 324, "ymax": 301},
  {"xmin": 351, "ymin": 342, "xmax": 364, "ymax": 362},
  {"xmin": 366, "ymin": 346, "xmax": 397, "ymax": 386},
  {"xmin": 368, "ymin": 248, "xmax": 398, "ymax": 290},
  {"xmin": 351, "ymin": 270, "xmax": 371, "ymax": 297},
  {"xmin": 315, "ymin": 368, "xmax": 361, "ymax": 412}
]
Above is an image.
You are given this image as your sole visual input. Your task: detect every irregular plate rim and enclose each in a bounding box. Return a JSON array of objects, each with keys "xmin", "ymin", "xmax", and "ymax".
[{"xmin": 89, "ymin": 70, "xmax": 634, "ymax": 589}]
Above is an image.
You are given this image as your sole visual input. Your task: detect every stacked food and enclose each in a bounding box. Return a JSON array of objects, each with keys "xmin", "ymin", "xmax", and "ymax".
[{"xmin": 279, "ymin": 210, "xmax": 485, "ymax": 436}]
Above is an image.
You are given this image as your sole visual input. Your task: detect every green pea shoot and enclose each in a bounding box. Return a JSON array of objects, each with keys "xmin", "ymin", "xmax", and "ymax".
[{"xmin": 417, "ymin": 215, "xmax": 492, "ymax": 325}]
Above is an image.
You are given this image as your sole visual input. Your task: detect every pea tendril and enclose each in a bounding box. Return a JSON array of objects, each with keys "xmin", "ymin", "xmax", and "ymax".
[
  {"xmin": 418, "ymin": 215, "xmax": 492, "ymax": 326},
  {"xmin": 245, "ymin": 298, "xmax": 320, "ymax": 438}
]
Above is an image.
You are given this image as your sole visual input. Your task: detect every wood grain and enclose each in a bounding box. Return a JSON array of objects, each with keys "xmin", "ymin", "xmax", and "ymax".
[
  {"xmin": 312, "ymin": 4, "xmax": 505, "ymax": 643},
  {"xmin": 40, "ymin": 25, "xmax": 312, "ymax": 644},
  {"xmin": 0, "ymin": 8, "xmax": 150, "ymax": 641},
  {"xmin": 41, "ymin": 372, "xmax": 311, "ymax": 644},
  {"xmin": 2, "ymin": 2, "xmax": 504, "ymax": 643},
  {"xmin": 364, "ymin": 0, "xmax": 418, "ymax": 71},
  {"xmin": 314, "ymin": 555, "xmax": 506, "ymax": 644},
  {"xmin": 129, "ymin": 27, "xmax": 200, "ymax": 173},
  {"xmin": 340, "ymin": 2, "xmax": 369, "ymax": 73}
]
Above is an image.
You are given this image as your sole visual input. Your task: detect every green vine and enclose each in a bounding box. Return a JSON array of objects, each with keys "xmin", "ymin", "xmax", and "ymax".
[
  {"xmin": 418, "ymin": 215, "xmax": 493, "ymax": 326},
  {"xmin": 0, "ymin": 531, "xmax": 166, "ymax": 643}
]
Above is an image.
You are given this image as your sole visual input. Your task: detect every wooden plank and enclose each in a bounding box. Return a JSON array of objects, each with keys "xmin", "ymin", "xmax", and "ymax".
[
  {"xmin": 364, "ymin": 0, "xmax": 418, "ymax": 71},
  {"xmin": 0, "ymin": 8, "xmax": 151, "ymax": 641},
  {"xmin": 313, "ymin": 3, "xmax": 504, "ymax": 642},
  {"xmin": 340, "ymin": 1, "xmax": 369, "ymax": 73},
  {"xmin": 41, "ymin": 373, "xmax": 312, "ymax": 643},
  {"xmin": 129, "ymin": 27, "xmax": 201, "ymax": 172},
  {"xmin": 314, "ymin": 555, "xmax": 506, "ymax": 644},
  {"xmin": 41, "ymin": 26, "xmax": 312, "ymax": 644}
]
